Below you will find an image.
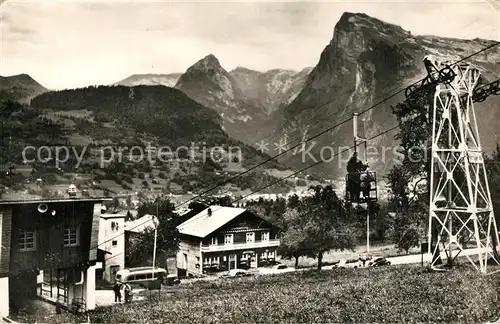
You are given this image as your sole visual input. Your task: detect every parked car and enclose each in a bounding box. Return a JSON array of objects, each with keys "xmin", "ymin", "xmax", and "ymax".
[
  {"xmin": 165, "ymin": 274, "xmax": 181, "ymax": 286},
  {"xmin": 273, "ymin": 264, "xmax": 288, "ymax": 270},
  {"xmin": 220, "ymin": 269, "xmax": 254, "ymax": 278},
  {"xmin": 368, "ymin": 257, "xmax": 391, "ymax": 267},
  {"xmin": 337, "ymin": 259, "xmax": 359, "ymax": 268}
]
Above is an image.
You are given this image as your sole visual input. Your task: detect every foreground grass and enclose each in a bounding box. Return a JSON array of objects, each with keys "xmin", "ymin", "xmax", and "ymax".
[{"xmin": 14, "ymin": 265, "xmax": 500, "ymax": 323}]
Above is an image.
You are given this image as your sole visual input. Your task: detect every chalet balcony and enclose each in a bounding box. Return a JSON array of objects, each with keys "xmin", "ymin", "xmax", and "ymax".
[{"xmin": 200, "ymin": 239, "xmax": 280, "ymax": 252}]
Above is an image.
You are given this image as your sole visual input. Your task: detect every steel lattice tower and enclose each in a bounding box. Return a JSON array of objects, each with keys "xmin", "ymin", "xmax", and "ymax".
[{"xmin": 428, "ymin": 61, "xmax": 500, "ymax": 273}]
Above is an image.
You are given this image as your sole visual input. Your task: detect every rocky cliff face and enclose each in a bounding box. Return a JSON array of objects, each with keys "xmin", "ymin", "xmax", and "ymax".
[
  {"xmin": 0, "ymin": 74, "xmax": 48, "ymax": 103},
  {"xmin": 114, "ymin": 73, "xmax": 182, "ymax": 88},
  {"xmin": 278, "ymin": 12, "xmax": 500, "ymax": 180},
  {"xmin": 230, "ymin": 67, "xmax": 313, "ymax": 115}
]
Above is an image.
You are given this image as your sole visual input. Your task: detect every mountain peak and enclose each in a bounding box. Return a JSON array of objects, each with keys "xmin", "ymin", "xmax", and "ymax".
[
  {"xmin": 198, "ymin": 54, "xmax": 220, "ymax": 66},
  {"xmin": 3, "ymin": 73, "xmax": 37, "ymax": 83},
  {"xmin": 335, "ymin": 11, "xmax": 409, "ymax": 39}
]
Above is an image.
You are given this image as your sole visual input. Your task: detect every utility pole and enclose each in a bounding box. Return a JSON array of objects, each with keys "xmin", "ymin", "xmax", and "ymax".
[
  {"xmin": 352, "ymin": 113, "xmax": 373, "ymax": 256},
  {"xmin": 152, "ymin": 199, "xmax": 158, "ymax": 270},
  {"xmin": 367, "ymin": 212, "xmax": 370, "ymax": 255}
]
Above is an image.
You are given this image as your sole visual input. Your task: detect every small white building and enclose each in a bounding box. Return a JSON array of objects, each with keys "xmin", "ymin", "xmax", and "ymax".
[{"xmin": 98, "ymin": 213, "xmax": 126, "ymax": 282}]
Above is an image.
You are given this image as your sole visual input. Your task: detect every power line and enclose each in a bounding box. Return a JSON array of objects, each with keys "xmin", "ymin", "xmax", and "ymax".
[
  {"xmin": 103, "ymin": 125, "xmax": 400, "ymax": 263},
  {"xmin": 177, "ymin": 41, "xmax": 500, "ymax": 205},
  {"xmin": 93, "ymin": 41, "xmax": 500, "ymax": 252}
]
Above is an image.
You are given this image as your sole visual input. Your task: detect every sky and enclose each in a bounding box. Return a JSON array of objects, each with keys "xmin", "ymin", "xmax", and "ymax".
[{"xmin": 1, "ymin": 0, "xmax": 499, "ymax": 90}]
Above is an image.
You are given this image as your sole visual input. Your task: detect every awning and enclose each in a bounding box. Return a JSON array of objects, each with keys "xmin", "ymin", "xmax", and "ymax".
[{"xmin": 97, "ymin": 248, "xmax": 112, "ymax": 262}]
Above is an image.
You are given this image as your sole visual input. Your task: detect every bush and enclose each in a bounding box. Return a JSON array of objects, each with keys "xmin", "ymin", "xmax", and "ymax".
[{"xmin": 295, "ymin": 179, "xmax": 307, "ymax": 186}]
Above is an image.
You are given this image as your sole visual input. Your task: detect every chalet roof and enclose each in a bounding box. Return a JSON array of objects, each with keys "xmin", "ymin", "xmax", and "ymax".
[
  {"xmin": 125, "ymin": 214, "xmax": 158, "ymax": 233},
  {"xmin": 0, "ymin": 197, "xmax": 112, "ymax": 205},
  {"xmin": 176, "ymin": 205, "xmax": 247, "ymax": 238},
  {"xmin": 100, "ymin": 213, "xmax": 126, "ymax": 219}
]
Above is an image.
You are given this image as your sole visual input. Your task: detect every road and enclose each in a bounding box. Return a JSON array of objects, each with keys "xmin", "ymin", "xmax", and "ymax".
[
  {"xmin": 260, "ymin": 247, "xmax": 492, "ymax": 272},
  {"xmin": 176, "ymin": 247, "xmax": 495, "ymax": 284},
  {"xmin": 386, "ymin": 247, "xmax": 491, "ymax": 265},
  {"xmin": 95, "ymin": 288, "xmax": 147, "ymax": 307}
]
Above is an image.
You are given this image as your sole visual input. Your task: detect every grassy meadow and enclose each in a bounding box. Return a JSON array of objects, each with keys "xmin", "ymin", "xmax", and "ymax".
[{"xmin": 14, "ymin": 264, "xmax": 500, "ymax": 323}]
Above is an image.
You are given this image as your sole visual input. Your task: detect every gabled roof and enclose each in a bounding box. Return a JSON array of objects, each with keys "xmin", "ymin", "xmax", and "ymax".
[
  {"xmin": 176, "ymin": 206, "xmax": 247, "ymax": 238},
  {"xmin": 125, "ymin": 214, "xmax": 158, "ymax": 233}
]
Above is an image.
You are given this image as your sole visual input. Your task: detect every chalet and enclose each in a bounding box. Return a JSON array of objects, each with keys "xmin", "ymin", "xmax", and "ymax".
[
  {"xmin": 0, "ymin": 197, "xmax": 110, "ymax": 317},
  {"xmin": 176, "ymin": 206, "xmax": 280, "ymax": 276}
]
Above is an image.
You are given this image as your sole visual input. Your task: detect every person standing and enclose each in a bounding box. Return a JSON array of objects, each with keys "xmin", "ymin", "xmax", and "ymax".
[
  {"xmin": 113, "ymin": 281, "xmax": 122, "ymax": 303},
  {"xmin": 360, "ymin": 167, "xmax": 373, "ymax": 199},
  {"xmin": 124, "ymin": 283, "xmax": 133, "ymax": 303},
  {"xmin": 56, "ymin": 296, "xmax": 63, "ymax": 314},
  {"xmin": 347, "ymin": 152, "xmax": 364, "ymax": 201}
]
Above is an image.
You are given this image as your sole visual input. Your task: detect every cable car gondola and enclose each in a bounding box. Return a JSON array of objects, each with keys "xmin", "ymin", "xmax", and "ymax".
[{"xmin": 345, "ymin": 113, "xmax": 378, "ymax": 204}]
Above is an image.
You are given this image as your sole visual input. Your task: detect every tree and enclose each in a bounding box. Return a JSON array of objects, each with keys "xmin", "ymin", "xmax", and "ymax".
[
  {"xmin": 128, "ymin": 199, "xmax": 181, "ymax": 272},
  {"xmin": 483, "ymin": 144, "xmax": 500, "ymax": 258},
  {"xmin": 280, "ymin": 185, "xmax": 356, "ymax": 270},
  {"xmin": 113, "ymin": 197, "xmax": 120, "ymax": 209},
  {"xmin": 0, "ymin": 100, "xmax": 20, "ymax": 119},
  {"xmin": 277, "ymin": 209, "xmax": 314, "ymax": 267},
  {"xmin": 392, "ymin": 210, "xmax": 421, "ymax": 254},
  {"xmin": 125, "ymin": 210, "xmax": 133, "ymax": 221},
  {"xmin": 388, "ymin": 90, "xmax": 435, "ymax": 256}
]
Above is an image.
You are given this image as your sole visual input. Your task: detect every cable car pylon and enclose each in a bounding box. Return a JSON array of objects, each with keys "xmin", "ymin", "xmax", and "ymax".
[{"xmin": 424, "ymin": 59, "xmax": 500, "ymax": 274}]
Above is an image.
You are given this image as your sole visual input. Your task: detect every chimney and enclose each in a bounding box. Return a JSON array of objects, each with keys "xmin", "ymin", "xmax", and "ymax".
[{"xmin": 207, "ymin": 208, "xmax": 212, "ymax": 217}]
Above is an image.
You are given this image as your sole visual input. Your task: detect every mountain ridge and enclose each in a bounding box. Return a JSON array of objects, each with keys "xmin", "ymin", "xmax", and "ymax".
[
  {"xmin": 114, "ymin": 73, "xmax": 182, "ymax": 88},
  {"xmin": 0, "ymin": 73, "xmax": 48, "ymax": 103}
]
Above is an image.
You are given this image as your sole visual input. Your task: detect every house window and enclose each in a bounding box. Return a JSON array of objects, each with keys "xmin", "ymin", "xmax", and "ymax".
[
  {"xmin": 203, "ymin": 257, "xmax": 219, "ymax": 264},
  {"xmin": 246, "ymin": 232, "xmax": 255, "ymax": 243},
  {"xmin": 224, "ymin": 234, "xmax": 233, "ymax": 245},
  {"xmin": 261, "ymin": 232, "xmax": 270, "ymax": 241},
  {"xmin": 18, "ymin": 230, "xmax": 36, "ymax": 251},
  {"xmin": 196, "ymin": 256, "xmax": 200, "ymax": 264},
  {"xmin": 111, "ymin": 221, "xmax": 120, "ymax": 231},
  {"xmin": 112, "ymin": 240, "xmax": 117, "ymax": 246},
  {"xmin": 210, "ymin": 237, "xmax": 218, "ymax": 245},
  {"xmin": 64, "ymin": 225, "xmax": 79, "ymax": 247}
]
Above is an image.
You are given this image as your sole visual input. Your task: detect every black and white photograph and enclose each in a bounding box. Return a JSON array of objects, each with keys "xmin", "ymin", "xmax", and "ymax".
[{"xmin": 1, "ymin": 0, "xmax": 500, "ymax": 322}]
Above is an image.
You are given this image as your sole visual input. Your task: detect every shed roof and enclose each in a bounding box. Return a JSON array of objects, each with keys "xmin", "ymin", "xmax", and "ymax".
[{"xmin": 125, "ymin": 214, "xmax": 158, "ymax": 233}]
